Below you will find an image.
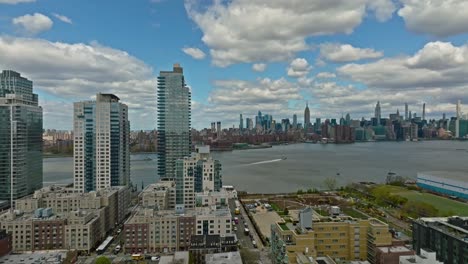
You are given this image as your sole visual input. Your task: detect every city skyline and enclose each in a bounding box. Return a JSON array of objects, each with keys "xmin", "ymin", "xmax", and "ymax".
[{"xmin": 1, "ymin": 1, "xmax": 468, "ymax": 130}]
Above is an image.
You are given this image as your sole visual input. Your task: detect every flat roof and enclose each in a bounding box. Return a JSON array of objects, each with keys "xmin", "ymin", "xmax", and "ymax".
[
  {"xmin": 377, "ymin": 246, "xmax": 412, "ymax": 253},
  {"xmin": 206, "ymin": 251, "xmax": 242, "ymax": 264},
  {"xmin": 0, "ymin": 251, "xmax": 67, "ymax": 264},
  {"xmin": 418, "ymin": 171, "xmax": 468, "ymax": 182}
]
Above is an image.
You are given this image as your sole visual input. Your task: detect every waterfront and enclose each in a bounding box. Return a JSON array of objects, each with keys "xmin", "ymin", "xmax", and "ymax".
[{"xmin": 44, "ymin": 141, "xmax": 468, "ymax": 193}]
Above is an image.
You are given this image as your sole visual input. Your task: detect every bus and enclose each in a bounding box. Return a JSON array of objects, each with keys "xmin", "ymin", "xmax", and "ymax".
[
  {"xmin": 96, "ymin": 236, "xmax": 114, "ymax": 254},
  {"xmin": 132, "ymin": 254, "xmax": 144, "ymax": 260}
]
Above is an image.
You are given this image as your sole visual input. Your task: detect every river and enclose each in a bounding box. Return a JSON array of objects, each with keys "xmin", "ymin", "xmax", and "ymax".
[{"xmin": 43, "ymin": 141, "xmax": 468, "ymax": 193}]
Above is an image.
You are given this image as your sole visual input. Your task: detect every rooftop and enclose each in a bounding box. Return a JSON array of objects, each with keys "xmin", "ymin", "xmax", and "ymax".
[
  {"xmin": 377, "ymin": 246, "xmax": 413, "ymax": 253},
  {"xmin": 0, "ymin": 251, "xmax": 67, "ymax": 264},
  {"xmin": 205, "ymin": 251, "xmax": 242, "ymax": 264},
  {"xmin": 418, "ymin": 171, "xmax": 468, "ymax": 183},
  {"xmin": 417, "ymin": 217, "xmax": 468, "ymax": 240}
]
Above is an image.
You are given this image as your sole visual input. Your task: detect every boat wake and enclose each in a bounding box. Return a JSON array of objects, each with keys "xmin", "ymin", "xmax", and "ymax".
[{"xmin": 247, "ymin": 159, "xmax": 283, "ymax": 165}]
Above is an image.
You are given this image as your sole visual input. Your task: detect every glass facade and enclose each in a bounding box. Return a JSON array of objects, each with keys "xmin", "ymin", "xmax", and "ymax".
[
  {"xmin": 157, "ymin": 64, "xmax": 191, "ymax": 180},
  {"xmin": 0, "ymin": 70, "xmax": 43, "ymax": 203}
]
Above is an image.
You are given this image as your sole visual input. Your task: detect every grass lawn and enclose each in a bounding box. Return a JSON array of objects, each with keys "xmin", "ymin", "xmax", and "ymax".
[
  {"xmin": 395, "ymin": 191, "xmax": 468, "ymax": 216},
  {"xmin": 342, "ymin": 207, "xmax": 367, "ymax": 219}
]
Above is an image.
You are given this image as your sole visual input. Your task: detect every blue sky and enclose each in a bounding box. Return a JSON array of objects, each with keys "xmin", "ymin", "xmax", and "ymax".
[{"xmin": 1, "ymin": 0, "xmax": 468, "ymax": 130}]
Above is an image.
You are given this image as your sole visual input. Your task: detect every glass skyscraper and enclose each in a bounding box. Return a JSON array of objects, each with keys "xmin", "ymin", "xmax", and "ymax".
[
  {"xmin": 73, "ymin": 93, "xmax": 130, "ymax": 192},
  {"xmin": 157, "ymin": 64, "xmax": 191, "ymax": 180},
  {"xmin": 0, "ymin": 70, "xmax": 43, "ymax": 205}
]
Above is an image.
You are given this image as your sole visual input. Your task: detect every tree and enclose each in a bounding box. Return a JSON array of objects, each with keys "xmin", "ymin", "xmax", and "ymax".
[
  {"xmin": 402, "ymin": 201, "xmax": 438, "ymax": 218},
  {"xmin": 323, "ymin": 177, "xmax": 337, "ymax": 191},
  {"xmin": 95, "ymin": 256, "xmax": 111, "ymax": 264}
]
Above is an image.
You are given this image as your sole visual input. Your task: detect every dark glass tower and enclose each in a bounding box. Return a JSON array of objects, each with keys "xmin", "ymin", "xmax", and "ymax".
[
  {"xmin": 157, "ymin": 64, "xmax": 191, "ymax": 180},
  {"xmin": 0, "ymin": 70, "xmax": 42, "ymax": 205}
]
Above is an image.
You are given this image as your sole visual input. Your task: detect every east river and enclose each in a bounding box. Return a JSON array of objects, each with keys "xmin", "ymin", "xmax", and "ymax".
[{"xmin": 43, "ymin": 141, "xmax": 468, "ymax": 193}]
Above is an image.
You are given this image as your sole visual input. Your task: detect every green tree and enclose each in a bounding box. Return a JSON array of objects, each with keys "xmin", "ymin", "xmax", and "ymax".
[
  {"xmin": 95, "ymin": 256, "xmax": 111, "ymax": 264},
  {"xmin": 402, "ymin": 201, "xmax": 438, "ymax": 218},
  {"xmin": 240, "ymin": 249, "xmax": 260, "ymax": 264}
]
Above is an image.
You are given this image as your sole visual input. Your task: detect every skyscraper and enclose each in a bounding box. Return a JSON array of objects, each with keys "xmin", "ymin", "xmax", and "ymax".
[
  {"xmin": 239, "ymin": 114, "xmax": 243, "ymax": 130},
  {"xmin": 157, "ymin": 64, "xmax": 191, "ymax": 180},
  {"xmin": 345, "ymin": 113, "xmax": 351, "ymax": 125},
  {"xmin": 405, "ymin": 103, "xmax": 408, "ymax": 121},
  {"xmin": 375, "ymin": 101, "xmax": 381, "ymax": 125},
  {"xmin": 0, "ymin": 70, "xmax": 42, "ymax": 205},
  {"xmin": 73, "ymin": 93, "xmax": 130, "ymax": 192},
  {"xmin": 292, "ymin": 114, "xmax": 297, "ymax": 128},
  {"xmin": 304, "ymin": 102, "xmax": 310, "ymax": 130},
  {"xmin": 422, "ymin": 103, "xmax": 426, "ymax": 121}
]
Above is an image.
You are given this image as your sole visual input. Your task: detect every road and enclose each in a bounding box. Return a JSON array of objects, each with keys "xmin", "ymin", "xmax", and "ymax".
[{"xmin": 228, "ymin": 198, "xmax": 264, "ymax": 250}]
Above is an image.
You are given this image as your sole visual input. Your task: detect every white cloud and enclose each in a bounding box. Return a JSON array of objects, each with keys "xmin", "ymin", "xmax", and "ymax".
[
  {"xmin": 398, "ymin": 0, "xmax": 468, "ymax": 37},
  {"xmin": 0, "ymin": 0, "xmax": 35, "ymax": 4},
  {"xmin": 193, "ymin": 77, "xmax": 301, "ymax": 128},
  {"xmin": 0, "ymin": 36, "xmax": 156, "ymax": 130},
  {"xmin": 287, "ymin": 58, "xmax": 312, "ymax": 78},
  {"xmin": 252, "ymin": 63, "xmax": 267, "ymax": 72},
  {"xmin": 316, "ymin": 72, "xmax": 336, "ymax": 79},
  {"xmin": 320, "ymin": 43, "xmax": 383, "ymax": 62},
  {"xmin": 338, "ymin": 41, "xmax": 468, "ymax": 89},
  {"xmin": 367, "ymin": 0, "xmax": 396, "ymax": 22},
  {"xmin": 12, "ymin": 13, "xmax": 53, "ymax": 35},
  {"xmin": 52, "ymin": 13, "xmax": 72, "ymax": 24},
  {"xmin": 182, "ymin": 47, "xmax": 206, "ymax": 60},
  {"xmin": 185, "ymin": 0, "xmax": 394, "ymax": 67}
]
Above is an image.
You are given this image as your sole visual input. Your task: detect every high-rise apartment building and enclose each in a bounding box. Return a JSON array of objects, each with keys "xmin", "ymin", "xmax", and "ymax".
[
  {"xmin": 73, "ymin": 93, "xmax": 130, "ymax": 192},
  {"xmin": 0, "ymin": 70, "xmax": 42, "ymax": 205},
  {"xmin": 292, "ymin": 114, "xmax": 297, "ymax": 128},
  {"xmin": 157, "ymin": 64, "xmax": 191, "ymax": 180}
]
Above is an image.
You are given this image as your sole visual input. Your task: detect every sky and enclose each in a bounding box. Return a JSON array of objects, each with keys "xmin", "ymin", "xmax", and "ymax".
[{"xmin": 1, "ymin": 0, "xmax": 468, "ymax": 130}]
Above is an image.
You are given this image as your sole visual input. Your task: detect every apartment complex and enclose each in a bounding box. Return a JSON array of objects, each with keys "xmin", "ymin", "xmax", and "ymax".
[
  {"xmin": 73, "ymin": 93, "xmax": 130, "ymax": 192},
  {"xmin": 175, "ymin": 146, "xmax": 222, "ymax": 208},
  {"xmin": 412, "ymin": 217, "xmax": 468, "ymax": 264},
  {"xmin": 141, "ymin": 181, "xmax": 176, "ymax": 210},
  {"xmin": 124, "ymin": 206, "xmax": 232, "ymax": 254},
  {"xmin": 0, "ymin": 70, "xmax": 42, "ymax": 204},
  {"xmin": 271, "ymin": 208, "xmax": 393, "ymax": 264},
  {"xmin": 157, "ymin": 64, "xmax": 192, "ymax": 180},
  {"xmin": 0, "ymin": 185, "xmax": 131, "ymax": 252}
]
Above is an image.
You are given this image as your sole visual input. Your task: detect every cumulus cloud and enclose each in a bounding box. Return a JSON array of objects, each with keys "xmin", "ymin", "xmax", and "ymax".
[
  {"xmin": 185, "ymin": 0, "xmax": 394, "ymax": 67},
  {"xmin": 0, "ymin": 0, "xmax": 35, "ymax": 4},
  {"xmin": 367, "ymin": 0, "xmax": 396, "ymax": 22},
  {"xmin": 0, "ymin": 36, "xmax": 156, "ymax": 130},
  {"xmin": 287, "ymin": 58, "xmax": 312, "ymax": 78},
  {"xmin": 398, "ymin": 0, "xmax": 468, "ymax": 37},
  {"xmin": 320, "ymin": 43, "xmax": 383, "ymax": 62},
  {"xmin": 316, "ymin": 72, "xmax": 336, "ymax": 79},
  {"xmin": 182, "ymin": 47, "xmax": 206, "ymax": 60},
  {"xmin": 193, "ymin": 77, "xmax": 301, "ymax": 128},
  {"xmin": 252, "ymin": 63, "xmax": 267, "ymax": 72},
  {"xmin": 338, "ymin": 41, "xmax": 468, "ymax": 89},
  {"xmin": 52, "ymin": 13, "xmax": 72, "ymax": 24},
  {"xmin": 12, "ymin": 13, "xmax": 53, "ymax": 35}
]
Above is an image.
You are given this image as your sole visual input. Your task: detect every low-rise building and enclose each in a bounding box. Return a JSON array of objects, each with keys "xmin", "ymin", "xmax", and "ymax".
[
  {"xmin": 375, "ymin": 246, "xmax": 414, "ymax": 264},
  {"xmin": 190, "ymin": 234, "xmax": 238, "ymax": 263},
  {"xmin": 206, "ymin": 251, "xmax": 242, "ymax": 264},
  {"xmin": 399, "ymin": 249, "xmax": 443, "ymax": 264},
  {"xmin": 271, "ymin": 208, "xmax": 393, "ymax": 264},
  {"xmin": 123, "ymin": 207, "xmax": 232, "ymax": 254}
]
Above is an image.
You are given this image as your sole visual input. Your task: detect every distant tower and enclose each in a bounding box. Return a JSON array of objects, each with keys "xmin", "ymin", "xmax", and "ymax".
[
  {"xmin": 345, "ymin": 113, "xmax": 351, "ymax": 125},
  {"xmin": 405, "ymin": 103, "xmax": 408, "ymax": 121},
  {"xmin": 375, "ymin": 101, "xmax": 381, "ymax": 124},
  {"xmin": 443, "ymin": 113, "xmax": 446, "ymax": 120},
  {"xmin": 217, "ymin": 121, "xmax": 222, "ymax": 138},
  {"xmin": 211, "ymin": 122, "xmax": 216, "ymax": 132},
  {"xmin": 293, "ymin": 114, "xmax": 297, "ymax": 128},
  {"xmin": 239, "ymin": 114, "xmax": 243, "ymax": 130},
  {"xmin": 304, "ymin": 101, "xmax": 310, "ymax": 130},
  {"xmin": 422, "ymin": 103, "xmax": 426, "ymax": 121},
  {"xmin": 456, "ymin": 100, "xmax": 461, "ymax": 138},
  {"xmin": 409, "ymin": 110, "xmax": 412, "ymax": 120}
]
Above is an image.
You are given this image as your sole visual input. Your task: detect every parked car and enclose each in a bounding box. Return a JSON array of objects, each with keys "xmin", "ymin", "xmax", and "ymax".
[{"xmin": 252, "ymin": 240, "xmax": 257, "ymax": 248}]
